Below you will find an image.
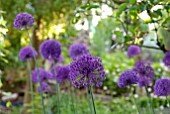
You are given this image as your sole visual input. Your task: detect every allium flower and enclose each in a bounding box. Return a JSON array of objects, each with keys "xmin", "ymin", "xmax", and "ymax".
[
  {"xmin": 14, "ymin": 12, "xmax": 34, "ymax": 30},
  {"xmin": 69, "ymin": 54, "xmax": 106, "ymax": 88},
  {"xmin": 133, "ymin": 61, "xmax": 155, "ymax": 87},
  {"xmin": 118, "ymin": 70, "xmax": 138, "ymax": 88},
  {"xmin": 37, "ymin": 82, "xmax": 49, "ymax": 93},
  {"xmin": 127, "ymin": 45, "xmax": 141, "ymax": 58},
  {"xmin": 138, "ymin": 76, "xmax": 151, "ymax": 87},
  {"xmin": 51, "ymin": 65, "xmax": 70, "ymax": 83},
  {"xmin": 154, "ymin": 78, "xmax": 170, "ymax": 96},
  {"xmin": 163, "ymin": 51, "xmax": 170, "ymax": 67},
  {"xmin": 32, "ymin": 68, "xmax": 54, "ymax": 83},
  {"xmin": 19, "ymin": 46, "xmax": 37, "ymax": 61},
  {"xmin": 40, "ymin": 39, "xmax": 61, "ymax": 61},
  {"xmin": 69, "ymin": 43, "xmax": 88, "ymax": 60}
]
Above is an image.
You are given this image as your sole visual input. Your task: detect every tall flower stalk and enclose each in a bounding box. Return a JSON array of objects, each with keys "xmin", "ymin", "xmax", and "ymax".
[
  {"xmin": 26, "ymin": 29, "xmax": 46, "ymax": 114},
  {"xmin": 87, "ymin": 83, "xmax": 96, "ymax": 114},
  {"xmin": 69, "ymin": 54, "xmax": 106, "ymax": 114},
  {"xmin": 69, "ymin": 82, "xmax": 76, "ymax": 114},
  {"xmin": 14, "ymin": 12, "xmax": 46, "ymax": 114},
  {"xmin": 144, "ymin": 85, "xmax": 154, "ymax": 114},
  {"xmin": 53, "ymin": 62, "xmax": 60, "ymax": 114},
  {"xmin": 27, "ymin": 61, "xmax": 35, "ymax": 114},
  {"xmin": 40, "ymin": 39, "xmax": 62, "ymax": 114}
]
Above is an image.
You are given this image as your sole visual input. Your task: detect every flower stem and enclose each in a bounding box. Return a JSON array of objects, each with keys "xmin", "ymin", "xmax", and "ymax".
[
  {"xmin": 74, "ymin": 88, "xmax": 78, "ymax": 114},
  {"xmin": 26, "ymin": 29, "xmax": 46, "ymax": 114},
  {"xmin": 70, "ymin": 82, "xmax": 76, "ymax": 114},
  {"xmin": 144, "ymin": 86, "xmax": 155, "ymax": 114},
  {"xmin": 87, "ymin": 85, "xmax": 96, "ymax": 114},
  {"xmin": 52, "ymin": 61, "xmax": 60, "ymax": 114},
  {"xmin": 166, "ymin": 96, "xmax": 170, "ymax": 107},
  {"xmin": 130, "ymin": 87, "xmax": 141, "ymax": 114},
  {"xmin": 27, "ymin": 61, "xmax": 35, "ymax": 114}
]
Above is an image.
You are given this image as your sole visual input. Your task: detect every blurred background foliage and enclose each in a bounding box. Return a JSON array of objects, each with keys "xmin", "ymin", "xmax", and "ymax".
[{"xmin": 0, "ymin": 0, "xmax": 170, "ymax": 113}]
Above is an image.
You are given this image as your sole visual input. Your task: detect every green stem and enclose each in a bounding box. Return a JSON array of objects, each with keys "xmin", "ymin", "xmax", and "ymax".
[
  {"xmin": 86, "ymin": 88, "xmax": 93, "ymax": 114},
  {"xmin": 73, "ymin": 87, "xmax": 78, "ymax": 114},
  {"xmin": 47, "ymin": 93, "xmax": 51, "ymax": 114},
  {"xmin": 166, "ymin": 96, "xmax": 170, "ymax": 108},
  {"xmin": 27, "ymin": 61, "xmax": 35, "ymax": 114},
  {"xmin": 130, "ymin": 87, "xmax": 141, "ymax": 114},
  {"xmin": 52, "ymin": 61, "xmax": 60, "ymax": 114},
  {"xmin": 87, "ymin": 85, "xmax": 96, "ymax": 114},
  {"xmin": 70, "ymin": 82, "xmax": 76, "ymax": 114},
  {"xmin": 26, "ymin": 29, "xmax": 46, "ymax": 114},
  {"xmin": 144, "ymin": 86, "xmax": 155, "ymax": 114}
]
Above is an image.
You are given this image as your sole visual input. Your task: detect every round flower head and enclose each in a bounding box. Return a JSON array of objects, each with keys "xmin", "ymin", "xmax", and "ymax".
[
  {"xmin": 163, "ymin": 51, "xmax": 170, "ymax": 67},
  {"xmin": 127, "ymin": 45, "xmax": 141, "ymax": 58},
  {"xmin": 14, "ymin": 12, "xmax": 34, "ymax": 30},
  {"xmin": 19, "ymin": 46, "xmax": 37, "ymax": 61},
  {"xmin": 134, "ymin": 61, "xmax": 155, "ymax": 87},
  {"xmin": 118, "ymin": 70, "xmax": 138, "ymax": 88},
  {"xmin": 40, "ymin": 39, "xmax": 61, "ymax": 61},
  {"xmin": 138, "ymin": 76, "xmax": 151, "ymax": 87},
  {"xmin": 134, "ymin": 61, "xmax": 155, "ymax": 80},
  {"xmin": 32, "ymin": 68, "xmax": 54, "ymax": 83},
  {"xmin": 37, "ymin": 82, "xmax": 49, "ymax": 93},
  {"xmin": 69, "ymin": 54, "xmax": 106, "ymax": 88},
  {"xmin": 154, "ymin": 78, "xmax": 170, "ymax": 96},
  {"xmin": 69, "ymin": 43, "xmax": 88, "ymax": 60},
  {"xmin": 51, "ymin": 65, "xmax": 70, "ymax": 83}
]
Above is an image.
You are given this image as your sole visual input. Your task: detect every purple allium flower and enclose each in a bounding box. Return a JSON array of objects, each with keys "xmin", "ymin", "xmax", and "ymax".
[
  {"xmin": 138, "ymin": 76, "xmax": 151, "ymax": 87},
  {"xmin": 69, "ymin": 54, "xmax": 106, "ymax": 88},
  {"xmin": 32, "ymin": 68, "xmax": 54, "ymax": 83},
  {"xmin": 154, "ymin": 78, "xmax": 170, "ymax": 96},
  {"xmin": 118, "ymin": 70, "xmax": 138, "ymax": 88},
  {"xmin": 133, "ymin": 61, "xmax": 155, "ymax": 87},
  {"xmin": 127, "ymin": 45, "xmax": 141, "ymax": 58},
  {"xmin": 69, "ymin": 43, "xmax": 88, "ymax": 60},
  {"xmin": 51, "ymin": 65, "xmax": 70, "ymax": 83},
  {"xmin": 37, "ymin": 82, "xmax": 49, "ymax": 93},
  {"xmin": 134, "ymin": 61, "xmax": 155, "ymax": 80},
  {"xmin": 163, "ymin": 51, "xmax": 170, "ymax": 67},
  {"xmin": 19, "ymin": 46, "xmax": 37, "ymax": 61},
  {"xmin": 14, "ymin": 12, "xmax": 34, "ymax": 30},
  {"xmin": 40, "ymin": 39, "xmax": 62, "ymax": 61}
]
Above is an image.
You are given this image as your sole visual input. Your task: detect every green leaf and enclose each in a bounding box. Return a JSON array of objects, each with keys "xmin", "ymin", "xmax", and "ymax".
[
  {"xmin": 161, "ymin": 17, "xmax": 170, "ymax": 26},
  {"xmin": 128, "ymin": 0, "xmax": 136, "ymax": 4},
  {"xmin": 153, "ymin": 9, "xmax": 162, "ymax": 17},
  {"xmin": 87, "ymin": 5, "xmax": 99, "ymax": 10},
  {"xmin": 80, "ymin": 5, "xmax": 88, "ymax": 9},
  {"xmin": 114, "ymin": 31, "xmax": 123, "ymax": 37},
  {"xmin": 6, "ymin": 101, "xmax": 12, "ymax": 108},
  {"xmin": 72, "ymin": 16, "xmax": 81, "ymax": 24},
  {"xmin": 116, "ymin": 3, "xmax": 127, "ymax": 17},
  {"xmin": 0, "ymin": 79, "xmax": 2, "ymax": 89}
]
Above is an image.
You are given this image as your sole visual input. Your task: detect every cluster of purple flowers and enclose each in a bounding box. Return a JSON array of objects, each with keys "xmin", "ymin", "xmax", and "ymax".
[
  {"xmin": 69, "ymin": 54, "xmax": 106, "ymax": 88},
  {"xmin": 14, "ymin": 12, "xmax": 34, "ymax": 30},
  {"xmin": 15, "ymin": 12, "xmax": 105, "ymax": 93},
  {"xmin": 134, "ymin": 61, "xmax": 155, "ymax": 87},
  {"xmin": 154, "ymin": 78, "xmax": 170, "ymax": 96},
  {"xmin": 50, "ymin": 65, "xmax": 70, "ymax": 83},
  {"xmin": 163, "ymin": 51, "xmax": 170, "ymax": 67},
  {"xmin": 118, "ymin": 70, "xmax": 138, "ymax": 88},
  {"xmin": 69, "ymin": 43, "xmax": 88, "ymax": 60},
  {"xmin": 127, "ymin": 45, "xmax": 141, "ymax": 58},
  {"xmin": 118, "ymin": 60, "xmax": 155, "ymax": 88},
  {"xmin": 40, "ymin": 39, "xmax": 62, "ymax": 62},
  {"xmin": 19, "ymin": 46, "xmax": 37, "ymax": 61}
]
